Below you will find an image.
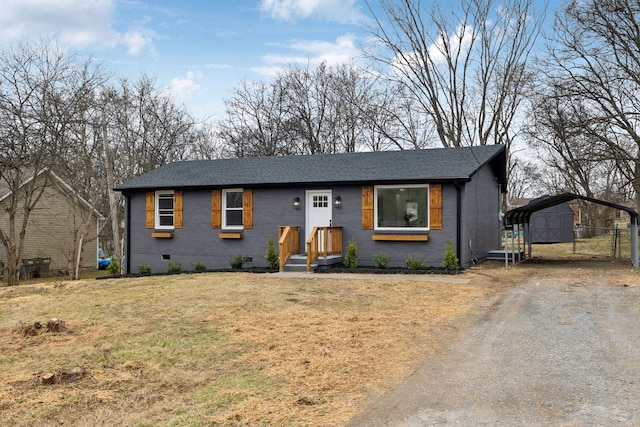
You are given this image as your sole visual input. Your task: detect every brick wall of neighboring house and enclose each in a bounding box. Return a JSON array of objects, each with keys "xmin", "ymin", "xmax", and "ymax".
[{"xmin": 0, "ymin": 174, "xmax": 100, "ymax": 275}]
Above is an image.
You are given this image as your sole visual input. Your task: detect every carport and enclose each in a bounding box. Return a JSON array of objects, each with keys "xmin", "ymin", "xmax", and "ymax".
[{"xmin": 503, "ymin": 193, "xmax": 640, "ymax": 269}]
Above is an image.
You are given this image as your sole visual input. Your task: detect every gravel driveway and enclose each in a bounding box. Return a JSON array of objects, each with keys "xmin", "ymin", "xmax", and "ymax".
[{"xmin": 348, "ymin": 276, "xmax": 640, "ymax": 426}]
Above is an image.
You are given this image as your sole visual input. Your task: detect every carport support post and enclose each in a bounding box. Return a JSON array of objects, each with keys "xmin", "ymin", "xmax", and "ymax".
[
  {"xmin": 631, "ymin": 218, "xmax": 638, "ymax": 269},
  {"xmin": 504, "ymin": 227, "xmax": 509, "ymax": 269}
]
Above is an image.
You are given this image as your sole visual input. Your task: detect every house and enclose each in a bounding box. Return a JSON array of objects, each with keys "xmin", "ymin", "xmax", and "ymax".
[
  {"xmin": 115, "ymin": 145, "xmax": 506, "ymax": 273},
  {"xmin": 0, "ymin": 170, "xmax": 105, "ymax": 277}
]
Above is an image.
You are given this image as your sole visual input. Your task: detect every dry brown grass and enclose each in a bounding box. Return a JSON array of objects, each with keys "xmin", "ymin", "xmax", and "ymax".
[{"xmin": 0, "ymin": 271, "xmax": 501, "ymax": 427}]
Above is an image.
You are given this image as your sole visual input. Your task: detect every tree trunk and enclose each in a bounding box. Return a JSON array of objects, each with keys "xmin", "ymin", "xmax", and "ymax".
[{"xmin": 102, "ymin": 111, "xmax": 122, "ymax": 273}]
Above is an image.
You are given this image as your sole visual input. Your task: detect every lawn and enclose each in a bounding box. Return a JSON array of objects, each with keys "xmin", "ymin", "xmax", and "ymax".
[{"xmin": 0, "ymin": 272, "xmax": 496, "ymax": 426}]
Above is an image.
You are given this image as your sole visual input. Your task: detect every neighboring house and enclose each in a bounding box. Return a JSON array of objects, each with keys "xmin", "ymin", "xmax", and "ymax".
[
  {"xmin": 115, "ymin": 145, "xmax": 506, "ymax": 273},
  {"xmin": 0, "ymin": 170, "xmax": 105, "ymax": 276}
]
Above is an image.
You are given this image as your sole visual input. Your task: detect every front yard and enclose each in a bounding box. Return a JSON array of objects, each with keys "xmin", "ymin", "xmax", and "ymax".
[{"xmin": 0, "ymin": 271, "xmax": 498, "ymax": 426}]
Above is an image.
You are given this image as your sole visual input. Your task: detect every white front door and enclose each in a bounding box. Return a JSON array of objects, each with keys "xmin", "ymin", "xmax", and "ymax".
[{"xmin": 306, "ymin": 190, "xmax": 332, "ymax": 238}]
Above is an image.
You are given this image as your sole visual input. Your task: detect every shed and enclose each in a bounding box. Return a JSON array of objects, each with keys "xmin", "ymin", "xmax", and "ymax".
[{"xmin": 528, "ymin": 197, "xmax": 574, "ymax": 244}]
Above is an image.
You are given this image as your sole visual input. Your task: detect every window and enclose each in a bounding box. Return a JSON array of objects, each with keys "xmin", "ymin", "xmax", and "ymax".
[
  {"xmin": 313, "ymin": 194, "xmax": 329, "ymax": 208},
  {"xmin": 375, "ymin": 184, "xmax": 429, "ymax": 230},
  {"xmin": 223, "ymin": 189, "xmax": 243, "ymax": 229},
  {"xmin": 156, "ymin": 191, "xmax": 175, "ymax": 229}
]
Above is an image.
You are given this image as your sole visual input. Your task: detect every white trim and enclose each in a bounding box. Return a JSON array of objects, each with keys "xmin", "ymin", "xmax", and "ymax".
[
  {"xmin": 222, "ymin": 188, "xmax": 244, "ymax": 230},
  {"xmin": 155, "ymin": 190, "xmax": 175, "ymax": 230},
  {"xmin": 374, "ymin": 184, "xmax": 430, "ymax": 231}
]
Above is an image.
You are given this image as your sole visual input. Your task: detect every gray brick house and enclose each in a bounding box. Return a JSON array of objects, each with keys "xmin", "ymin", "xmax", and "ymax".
[{"xmin": 116, "ymin": 145, "xmax": 506, "ymax": 273}]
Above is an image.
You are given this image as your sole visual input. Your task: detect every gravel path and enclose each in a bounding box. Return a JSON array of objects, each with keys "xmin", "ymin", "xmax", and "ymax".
[{"xmin": 348, "ymin": 280, "xmax": 640, "ymax": 426}]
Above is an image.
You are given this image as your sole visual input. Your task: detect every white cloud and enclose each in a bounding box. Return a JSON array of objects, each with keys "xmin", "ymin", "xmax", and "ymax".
[
  {"xmin": 169, "ymin": 70, "xmax": 201, "ymax": 100},
  {"xmin": 0, "ymin": 0, "xmax": 154, "ymax": 55},
  {"xmin": 391, "ymin": 24, "xmax": 476, "ymax": 76},
  {"xmin": 251, "ymin": 33, "xmax": 360, "ymax": 76},
  {"xmin": 260, "ymin": 0, "xmax": 365, "ymax": 24}
]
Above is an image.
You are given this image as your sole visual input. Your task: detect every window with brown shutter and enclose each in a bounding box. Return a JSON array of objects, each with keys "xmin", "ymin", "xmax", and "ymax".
[{"xmin": 364, "ymin": 184, "xmax": 439, "ymax": 231}]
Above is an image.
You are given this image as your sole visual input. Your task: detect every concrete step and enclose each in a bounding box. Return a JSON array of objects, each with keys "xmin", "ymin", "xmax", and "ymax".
[
  {"xmin": 283, "ymin": 263, "xmax": 316, "ymax": 272},
  {"xmin": 486, "ymin": 250, "xmax": 525, "ymax": 261}
]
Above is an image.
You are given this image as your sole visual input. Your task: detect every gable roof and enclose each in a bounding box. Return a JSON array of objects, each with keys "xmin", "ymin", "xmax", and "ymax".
[
  {"xmin": 116, "ymin": 145, "xmax": 506, "ymax": 191},
  {"xmin": 0, "ymin": 169, "xmax": 104, "ymax": 219}
]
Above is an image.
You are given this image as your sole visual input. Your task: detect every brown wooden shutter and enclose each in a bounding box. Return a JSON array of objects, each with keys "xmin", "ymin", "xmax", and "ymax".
[
  {"xmin": 145, "ymin": 192, "xmax": 154, "ymax": 229},
  {"xmin": 362, "ymin": 186, "xmax": 374, "ymax": 230},
  {"xmin": 211, "ymin": 190, "xmax": 221, "ymax": 228},
  {"xmin": 174, "ymin": 191, "xmax": 183, "ymax": 229},
  {"xmin": 429, "ymin": 184, "xmax": 443, "ymax": 230},
  {"xmin": 243, "ymin": 189, "xmax": 253, "ymax": 229}
]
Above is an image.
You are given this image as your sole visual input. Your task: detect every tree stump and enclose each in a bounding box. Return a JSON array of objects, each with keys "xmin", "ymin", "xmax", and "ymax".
[{"xmin": 46, "ymin": 318, "xmax": 66, "ymax": 332}]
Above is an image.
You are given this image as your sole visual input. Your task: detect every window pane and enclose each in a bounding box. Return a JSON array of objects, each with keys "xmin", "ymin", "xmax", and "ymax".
[
  {"xmin": 158, "ymin": 197, "xmax": 173, "ymax": 210},
  {"xmin": 159, "ymin": 215, "xmax": 173, "ymax": 226},
  {"xmin": 226, "ymin": 210, "xmax": 243, "ymax": 225},
  {"xmin": 377, "ymin": 186, "xmax": 428, "ymax": 228},
  {"xmin": 226, "ymin": 191, "xmax": 243, "ymax": 208}
]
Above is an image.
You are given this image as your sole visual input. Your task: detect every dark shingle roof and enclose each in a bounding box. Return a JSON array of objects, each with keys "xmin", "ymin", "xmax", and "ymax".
[{"xmin": 115, "ymin": 145, "xmax": 506, "ymax": 191}]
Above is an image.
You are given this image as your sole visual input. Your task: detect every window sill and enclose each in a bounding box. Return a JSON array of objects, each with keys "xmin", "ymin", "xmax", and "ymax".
[
  {"xmin": 152, "ymin": 231, "xmax": 174, "ymax": 239},
  {"xmin": 372, "ymin": 234, "xmax": 429, "ymax": 242},
  {"xmin": 219, "ymin": 232, "xmax": 243, "ymax": 239}
]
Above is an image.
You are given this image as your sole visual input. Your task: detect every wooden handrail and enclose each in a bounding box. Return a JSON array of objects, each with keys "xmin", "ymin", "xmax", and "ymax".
[
  {"xmin": 278, "ymin": 226, "xmax": 299, "ymax": 272},
  {"xmin": 306, "ymin": 226, "xmax": 343, "ymax": 272}
]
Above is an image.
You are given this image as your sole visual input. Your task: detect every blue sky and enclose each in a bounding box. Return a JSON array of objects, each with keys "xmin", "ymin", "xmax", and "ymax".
[{"xmin": 0, "ymin": 0, "xmax": 557, "ymax": 121}]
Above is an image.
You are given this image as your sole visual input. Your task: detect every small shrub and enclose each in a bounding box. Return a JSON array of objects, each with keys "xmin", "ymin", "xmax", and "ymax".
[
  {"xmin": 192, "ymin": 261, "xmax": 207, "ymax": 272},
  {"xmin": 406, "ymin": 254, "xmax": 429, "ymax": 270},
  {"xmin": 373, "ymin": 252, "xmax": 391, "ymax": 269},
  {"xmin": 265, "ymin": 237, "xmax": 279, "ymax": 270},
  {"xmin": 138, "ymin": 264, "xmax": 152, "ymax": 275},
  {"xmin": 442, "ymin": 240, "xmax": 460, "ymax": 271},
  {"xmin": 343, "ymin": 238, "xmax": 358, "ymax": 268},
  {"xmin": 229, "ymin": 254, "xmax": 245, "ymax": 269},
  {"xmin": 167, "ymin": 261, "xmax": 182, "ymax": 273},
  {"xmin": 107, "ymin": 260, "xmax": 120, "ymax": 275}
]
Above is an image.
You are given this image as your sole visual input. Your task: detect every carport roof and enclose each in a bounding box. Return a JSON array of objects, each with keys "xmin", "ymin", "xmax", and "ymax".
[{"xmin": 504, "ymin": 193, "xmax": 639, "ymax": 225}]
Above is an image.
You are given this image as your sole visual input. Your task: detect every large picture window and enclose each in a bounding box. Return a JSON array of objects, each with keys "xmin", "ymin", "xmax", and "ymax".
[
  {"xmin": 375, "ymin": 184, "xmax": 429, "ymax": 230},
  {"xmin": 223, "ymin": 189, "xmax": 243, "ymax": 229},
  {"xmin": 155, "ymin": 190, "xmax": 175, "ymax": 229}
]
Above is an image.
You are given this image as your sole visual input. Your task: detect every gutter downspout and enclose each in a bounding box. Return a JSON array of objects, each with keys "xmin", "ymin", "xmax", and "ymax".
[
  {"xmin": 125, "ymin": 194, "xmax": 131, "ymax": 275},
  {"xmin": 455, "ymin": 182, "xmax": 462, "ymax": 265},
  {"xmin": 631, "ymin": 215, "xmax": 638, "ymax": 269}
]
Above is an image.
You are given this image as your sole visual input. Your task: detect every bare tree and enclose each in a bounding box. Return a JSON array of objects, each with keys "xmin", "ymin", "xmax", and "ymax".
[
  {"xmin": 365, "ymin": 0, "xmax": 544, "ymax": 148},
  {"xmin": 219, "ymin": 79, "xmax": 296, "ymax": 157},
  {"xmin": 97, "ymin": 75, "xmax": 201, "ymax": 269},
  {"xmin": 0, "ymin": 38, "xmax": 105, "ymax": 285},
  {"xmin": 543, "ymin": 0, "xmax": 640, "ymax": 211},
  {"xmin": 221, "ymin": 62, "xmax": 389, "ymax": 155},
  {"xmin": 507, "ymin": 157, "xmax": 543, "ymax": 200},
  {"xmin": 348, "ymin": 78, "xmax": 438, "ymax": 150}
]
